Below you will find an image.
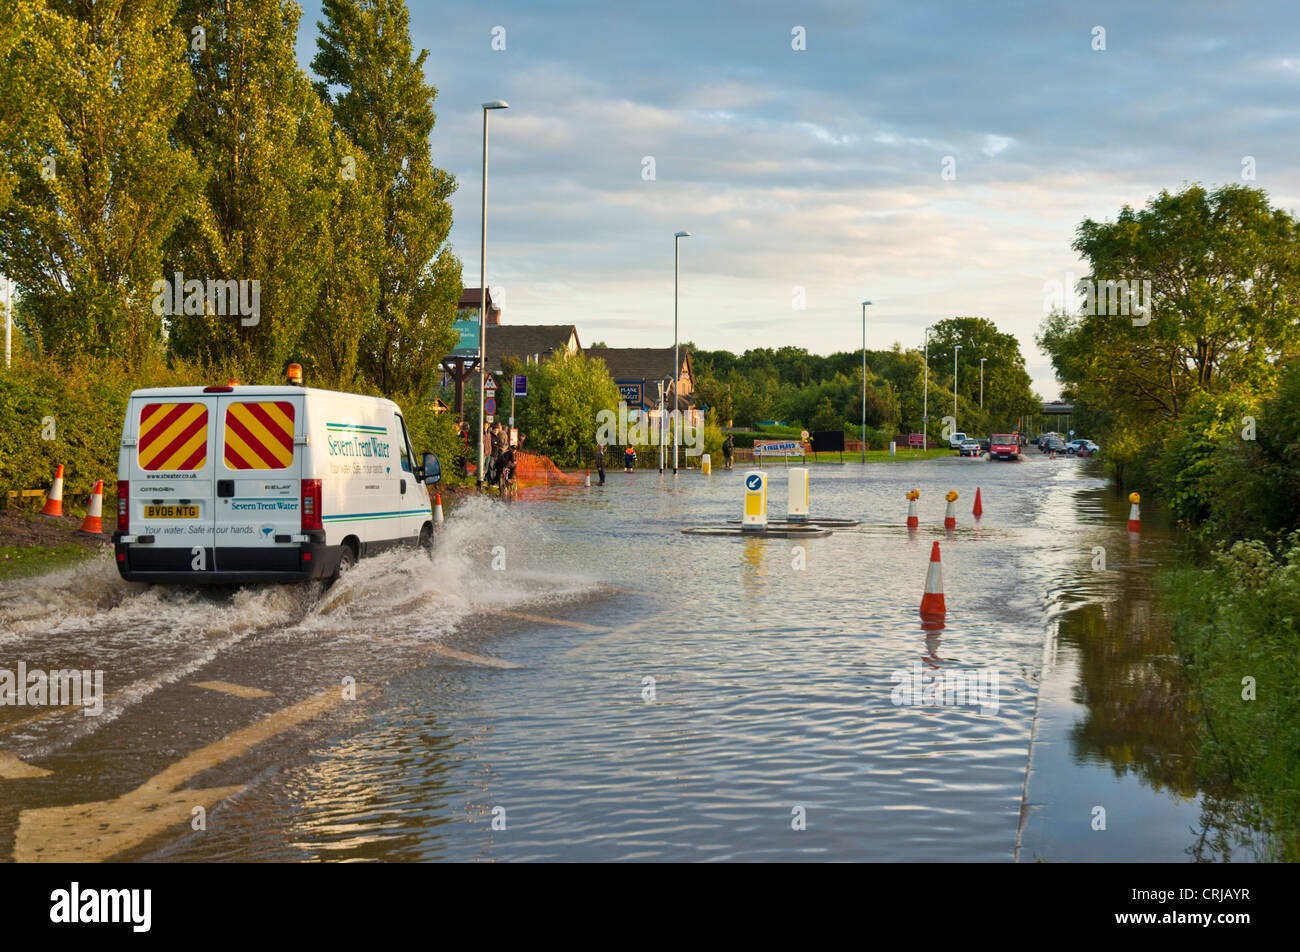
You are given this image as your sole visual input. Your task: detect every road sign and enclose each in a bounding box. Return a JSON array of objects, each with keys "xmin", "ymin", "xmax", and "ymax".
[
  {"xmin": 485, "ymin": 396, "xmax": 497, "ymax": 415},
  {"xmin": 483, "ymin": 375, "xmax": 498, "ymax": 393},
  {"xmin": 514, "ymin": 375, "xmax": 527, "ymax": 398}
]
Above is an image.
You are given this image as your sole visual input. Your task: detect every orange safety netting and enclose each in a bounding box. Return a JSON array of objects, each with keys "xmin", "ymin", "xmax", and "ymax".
[{"xmin": 514, "ymin": 451, "xmax": 584, "ymax": 486}]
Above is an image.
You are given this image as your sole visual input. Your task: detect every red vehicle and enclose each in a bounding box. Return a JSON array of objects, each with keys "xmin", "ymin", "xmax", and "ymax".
[{"xmin": 989, "ymin": 434, "xmax": 1020, "ymax": 460}]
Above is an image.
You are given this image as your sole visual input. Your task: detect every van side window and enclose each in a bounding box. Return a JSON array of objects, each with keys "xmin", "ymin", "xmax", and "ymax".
[
  {"xmin": 139, "ymin": 403, "xmax": 209, "ymax": 471},
  {"xmin": 394, "ymin": 414, "xmax": 413, "ymax": 473},
  {"xmin": 223, "ymin": 401, "xmax": 295, "ymax": 469}
]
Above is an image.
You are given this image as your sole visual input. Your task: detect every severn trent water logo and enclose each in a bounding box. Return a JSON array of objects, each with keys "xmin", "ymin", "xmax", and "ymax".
[{"xmin": 324, "ymin": 423, "xmax": 391, "ymax": 459}]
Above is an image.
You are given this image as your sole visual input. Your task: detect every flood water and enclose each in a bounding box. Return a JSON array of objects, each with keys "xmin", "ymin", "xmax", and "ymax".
[{"xmin": 0, "ymin": 453, "xmax": 1257, "ymax": 861}]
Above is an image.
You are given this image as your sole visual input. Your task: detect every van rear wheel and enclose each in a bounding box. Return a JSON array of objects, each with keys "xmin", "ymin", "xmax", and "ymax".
[{"xmin": 330, "ymin": 542, "xmax": 357, "ymax": 586}]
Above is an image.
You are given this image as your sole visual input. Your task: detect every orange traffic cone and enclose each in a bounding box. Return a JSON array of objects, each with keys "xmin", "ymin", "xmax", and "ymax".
[
  {"xmin": 434, "ymin": 492, "xmax": 444, "ymax": 526},
  {"xmin": 585, "ymin": 469, "xmax": 591, "ymax": 488},
  {"xmin": 943, "ymin": 490, "xmax": 958, "ymax": 530},
  {"xmin": 973, "ymin": 487, "xmax": 983, "ymax": 518},
  {"xmin": 41, "ymin": 464, "xmax": 65, "ymax": 517},
  {"xmin": 79, "ymin": 479, "xmax": 104, "ymax": 535},
  {"xmin": 906, "ymin": 489, "xmax": 920, "ymax": 529},
  {"xmin": 1127, "ymin": 492, "xmax": 1140, "ymax": 532},
  {"xmin": 919, "ymin": 541, "xmax": 946, "ymax": 619}
]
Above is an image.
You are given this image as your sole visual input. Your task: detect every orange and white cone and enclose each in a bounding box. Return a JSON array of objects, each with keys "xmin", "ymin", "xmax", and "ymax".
[
  {"xmin": 943, "ymin": 490, "xmax": 958, "ymax": 530},
  {"xmin": 919, "ymin": 541, "xmax": 946, "ymax": 619},
  {"xmin": 906, "ymin": 489, "xmax": 920, "ymax": 529},
  {"xmin": 79, "ymin": 479, "xmax": 104, "ymax": 535},
  {"xmin": 973, "ymin": 487, "xmax": 983, "ymax": 518},
  {"xmin": 41, "ymin": 464, "xmax": 65, "ymax": 517},
  {"xmin": 1127, "ymin": 492, "xmax": 1140, "ymax": 533},
  {"xmin": 434, "ymin": 492, "xmax": 444, "ymax": 526},
  {"xmin": 585, "ymin": 469, "xmax": 591, "ymax": 488}
]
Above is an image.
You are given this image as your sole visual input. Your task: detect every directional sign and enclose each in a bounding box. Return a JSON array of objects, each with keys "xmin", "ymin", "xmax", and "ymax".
[
  {"xmin": 514, "ymin": 375, "xmax": 527, "ymax": 398},
  {"xmin": 485, "ymin": 396, "xmax": 497, "ymax": 415},
  {"xmin": 746, "ymin": 473, "xmax": 763, "ymax": 491}
]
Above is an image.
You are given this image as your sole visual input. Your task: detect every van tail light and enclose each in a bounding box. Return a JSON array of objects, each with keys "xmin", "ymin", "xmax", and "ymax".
[
  {"xmin": 302, "ymin": 479, "xmax": 322, "ymax": 531},
  {"xmin": 117, "ymin": 480, "xmax": 129, "ymax": 532}
]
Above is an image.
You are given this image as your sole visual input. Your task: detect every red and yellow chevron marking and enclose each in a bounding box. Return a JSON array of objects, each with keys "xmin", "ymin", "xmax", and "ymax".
[
  {"xmin": 138, "ymin": 403, "xmax": 209, "ymax": 471},
  {"xmin": 223, "ymin": 401, "xmax": 295, "ymax": 470}
]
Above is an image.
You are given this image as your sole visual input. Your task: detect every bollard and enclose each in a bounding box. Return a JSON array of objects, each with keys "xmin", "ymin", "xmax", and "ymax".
[
  {"xmin": 973, "ymin": 487, "xmax": 983, "ymax": 518},
  {"xmin": 702, "ymin": 453, "xmax": 711, "ymax": 476},
  {"xmin": 742, "ymin": 470, "xmax": 768, "ymax": 531},
  {"xmin": 41, "ymin": 464, "xmax": 65, "ymax": 517},
  {"xmin": 1127, "ymin": 492, "xmax": 1140, "ymax": 532},
  {"xmin": 943, "ymin": 490, "xmax": 958, "ymax": 530},
  {"xmin": 788, "ymin": 467, "xmax": 809, "ymax": 522},
  {"xmin": 889, "ymin": 441, "xmax": 896, "ymax": 457},
  {"xmin": 919, "ymin": 541, "xmax": 946, "ymax": 619},
  {"xmin": 585, "ymin": 469, "xmax": 591, "ymax": 488},
  {"xmin": 906, "ymin": 489, "xmax": 920, "ymax": 529}
]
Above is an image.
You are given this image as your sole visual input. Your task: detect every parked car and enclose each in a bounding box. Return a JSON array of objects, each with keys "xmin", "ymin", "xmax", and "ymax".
[
  {"xmin": 1042, "ymin": 436, "xmax": 1068, "ymax": 455},
  {"xmin": 959, "ymin": 439, "xmax": 982, "ymax": 457},
  {"xmin": 977, "ymin": 438, "xmax": 991, "ymax": 453},
  {"xmin": 1074, "ymin": 440, "xmax": 1100, "ymax": 457},
  {"xmin": 989, "ymin": 434, "xmax": 1020, "ymax": 460},
  {"xmin": 948, "ymin": 431, "xmax": 969, "ymax": 450}
]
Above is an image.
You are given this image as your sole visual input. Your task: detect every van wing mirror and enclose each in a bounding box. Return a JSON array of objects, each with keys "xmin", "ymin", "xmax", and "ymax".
[{"xmin": 422, "ymin": 452, "xmax": 441, "ymax": 485}]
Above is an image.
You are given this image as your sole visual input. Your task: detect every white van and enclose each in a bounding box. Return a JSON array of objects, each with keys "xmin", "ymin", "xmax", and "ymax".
[{"xmin": 113, "ymin": 382, "xmax": 442, "ymax": 584}]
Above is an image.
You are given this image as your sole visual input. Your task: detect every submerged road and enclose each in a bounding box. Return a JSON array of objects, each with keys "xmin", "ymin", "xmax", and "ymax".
[{"xmin": 0, "ymin": 453, "xmax": 1251, "ymax": 861}]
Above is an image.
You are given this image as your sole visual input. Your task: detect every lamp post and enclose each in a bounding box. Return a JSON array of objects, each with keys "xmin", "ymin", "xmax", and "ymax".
[
  {"xmin": 861, "ymin": 301, "xmax": 872, "ymax": 463},
  {"xmin": 672, "ymin": 231, "xmax": 691, "ymax": 474},
  {"xmin": 922, "ymin": 326, "xmax": 932, "ymax": 448},
  {"xmin": 979, "ymin": 357, "xmax": 987, "ymax": 408},
  {"xmin": 476, "ymin": 99, "xmax": 509, "ymax": 490},
  {"xmin": 952, "ymin": 344, "xmax": 962, "ymax": 431}
]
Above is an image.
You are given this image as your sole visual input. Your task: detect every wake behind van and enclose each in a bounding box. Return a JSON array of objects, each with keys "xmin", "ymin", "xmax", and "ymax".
[{"xmin": 113, "ymin": 383, "xmax": 442, "ymax": 584}]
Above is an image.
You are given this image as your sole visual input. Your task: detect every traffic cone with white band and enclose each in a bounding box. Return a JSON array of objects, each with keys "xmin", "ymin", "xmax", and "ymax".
[
  {"xmin": 906, "ymin": 489, "xmax": 920, "ymax": 529},
  {"xmin": 79, "ymin": 479, "xmax": 104, "ymax": 535},
  {"xmin": 919, "ymin": 541, "xmax": 946, "ymax": 620},
  {"xmin": 973, "ymin": 487, "xmax": 983, "ymax": 519},
  {"xmin": 1127, "ymin": 492, "xmax": 1140, "ymax": 532},
  {"xmin": 41, "ymin": 464, "xmax": 64, "ymax": 517},
  {"xmin": 943, "ymin": 490, "xmax": 958, "ymax": 530},
  {"xmin": 434, "ymin": 492, "xmax": 444, "ymax": 526}
]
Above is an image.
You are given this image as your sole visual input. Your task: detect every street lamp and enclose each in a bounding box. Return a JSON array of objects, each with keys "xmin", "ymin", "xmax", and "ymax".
[
  {"xmin": 476, "ymin": 99, "xmax": 509, "ymax": 491},
  {"xmin": 979, "ymin": 357, "xmax": 987, "ymax": 408},
  {"xmin": 861, "ymin": 301, "xmax": 872, "ymax": 463},
  {"xmin": 922, "ymin": 326, "xmax": 932, "ymax": 448},
  {"xmin": 952, "ymin": 344, "xmax": 962, "ymax": 430},
  {"xmin": 672, "ymin": 231, "xmax": 691, "ymax": 474}
]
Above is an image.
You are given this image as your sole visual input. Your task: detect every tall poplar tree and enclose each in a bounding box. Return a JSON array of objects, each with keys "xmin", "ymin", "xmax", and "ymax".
[
  {"xmin": 0, "ymin": 0, "xmax": 199, "ymax": 366},
  {"xmin": 311, "ymin": 0, "xmax": 462, "ymax": 403}
]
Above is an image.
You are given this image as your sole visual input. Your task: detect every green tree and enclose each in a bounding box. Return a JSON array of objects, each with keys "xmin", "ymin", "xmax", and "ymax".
[
  {"xmin": 0, "ymin": 0, "xmax": 200, "ymax": 366},
  {"xmin": 925, "ymin": 317, "xmax": 1039, "ymax": 433},
  {"xmin": 311, "ymin": 0, "xmax": 461, "ymax": 404},
  {"xmin": 166, "ymin": 0, "xmax": 341, "ymax": 380},
  {"xmin": 508, "ymin": 353, "xmax": 619, "ymax": 467}
]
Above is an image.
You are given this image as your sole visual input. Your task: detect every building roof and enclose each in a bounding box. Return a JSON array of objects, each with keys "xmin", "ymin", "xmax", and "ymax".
[
  {"xmin": 484, "ymin": 325, "xmax": 581, "ymax": 373},
  {"xmin": 458, "ymin": 287, "xmax": 501, "ymax": 320},
  {"xmin": 591, "ymin": 347, "xmax": 694, "ymax": 410}
]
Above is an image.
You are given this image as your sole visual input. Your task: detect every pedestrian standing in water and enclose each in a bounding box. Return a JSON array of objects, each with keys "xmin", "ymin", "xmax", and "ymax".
[
  {"xmin": 623, "ymin": 445, "xmax": 637, "ymax": 472},
  {"xmin": 595, "ymin": 441, "xmax": 606, "ymax": 485}
]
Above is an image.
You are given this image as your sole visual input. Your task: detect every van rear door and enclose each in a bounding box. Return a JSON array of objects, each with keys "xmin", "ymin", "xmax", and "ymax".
[
  {"xmin": 213, "ymin": 395, "xmax": 304, "ymax": 572},
  {"xmin": 129, "ymin": 394, "xmax": 218, "ymax": 571}
]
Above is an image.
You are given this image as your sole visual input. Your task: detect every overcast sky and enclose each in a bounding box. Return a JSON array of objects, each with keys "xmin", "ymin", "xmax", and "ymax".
[{"xmin": 295, "ymin": 0, "xmax": 1300, "ymax": 399}]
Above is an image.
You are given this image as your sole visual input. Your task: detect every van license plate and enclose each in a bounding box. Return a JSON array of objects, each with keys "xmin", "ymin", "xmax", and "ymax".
[{"xmin": 143, "ymin": 505, "xmax": 199, "ymax": 519}]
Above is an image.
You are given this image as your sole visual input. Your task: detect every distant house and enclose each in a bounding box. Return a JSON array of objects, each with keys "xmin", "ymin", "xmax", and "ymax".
[
  {"xmin": 593, "ymin": 346, "xmax": 700, "ymax": 426},
  {"xmin": 484, "ymin": 325, "xmax": 582, "ymax": 374}
]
